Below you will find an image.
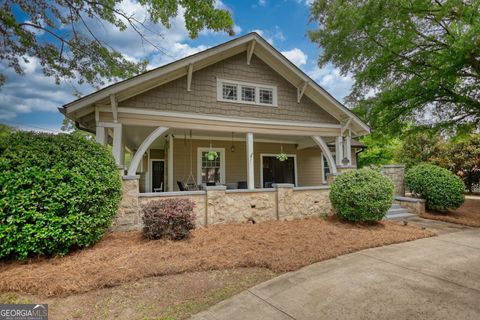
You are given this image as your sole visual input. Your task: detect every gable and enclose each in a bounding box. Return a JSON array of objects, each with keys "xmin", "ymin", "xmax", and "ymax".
[{"xmin": 120, "ymin": 53, "xmax": 339, "ymax": 125}]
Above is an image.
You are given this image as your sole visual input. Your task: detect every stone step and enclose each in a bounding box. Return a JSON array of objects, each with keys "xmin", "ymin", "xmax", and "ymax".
[
  {"xmin": 385, "ymin": 203, "xmax": 417, "ymax": 220},
  {"xmin": 386, "ymin": 212, "xmax": 417, "ymax": 220},
  {"xmin": 390, "ymin": 204, "xmax": 403, "ymax": 209},
  {"xmin": 388, "ymin": 208, "xmax": 410, "ymax": 215}
]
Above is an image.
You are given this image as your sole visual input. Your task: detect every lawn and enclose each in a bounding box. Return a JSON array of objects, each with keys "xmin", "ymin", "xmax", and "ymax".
[
  {"xmin": 421, "ymin": 197, "xmax": 480, "ymax": 227},
  {"xmin": 0, "ymin": 217, "xmax": 434, "ymax": 319}
]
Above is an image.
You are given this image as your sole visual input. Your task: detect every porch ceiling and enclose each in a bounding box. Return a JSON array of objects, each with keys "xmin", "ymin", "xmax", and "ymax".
[{"xmin": 123, "ymin": 125, "xmax": 313, "ymax": 150}]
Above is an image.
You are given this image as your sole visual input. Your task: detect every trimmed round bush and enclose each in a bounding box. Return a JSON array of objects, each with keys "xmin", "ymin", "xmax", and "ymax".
[
  {"xmin": 330, "ymin": 168, "xmax": 395, "ymax": 222},
  {"xmin": 406, "ymin": 164, "xmax": 465, "ymax": 211},
  {"xmin": 142, "ymin": 198, "xmax": 196, "ymax": 240},
  {"xmin": 0, "ymin": 132, "xmax": 122, "ymax": 259}
]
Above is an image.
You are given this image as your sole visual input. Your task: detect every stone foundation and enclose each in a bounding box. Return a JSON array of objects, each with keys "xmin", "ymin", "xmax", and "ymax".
[
  {"xmin": 394, "ymin": 196, "xmax": 426, "ymax": 215},
  {"xmin": 115, "ymin": 177, "xmax": 332, "ymax": 231}
]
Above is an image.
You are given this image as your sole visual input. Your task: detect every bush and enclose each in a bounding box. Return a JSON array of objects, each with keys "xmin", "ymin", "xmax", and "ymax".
[
  {"xmin": 330, "ymin": 168, "xmax": 395, "ymax": 222},
  {"xmin": 0, "ymin": 132, "xmax": 122, "ymax": 259},
  {"xmin": 142, "ymin": 198, "xmax": 196, "ymax": 240},
  {"xmin": 406, "ymin": 164, "xmax": 465, "ymax": 211}
]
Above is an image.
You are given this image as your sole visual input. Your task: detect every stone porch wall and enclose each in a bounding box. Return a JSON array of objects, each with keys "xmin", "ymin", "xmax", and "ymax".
[
  {"xmin": 382, "ymin": 165, "xmax": 405, "ymax": 197},
  {"xmin": 114, "ymin": 177, "xmax": 331, "ymax": 231}
]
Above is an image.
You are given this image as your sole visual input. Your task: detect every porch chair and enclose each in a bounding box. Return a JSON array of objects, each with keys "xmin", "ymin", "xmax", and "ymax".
[{"xmin": 177, "ymin": 181, "xmax": 187, "ymax": 191}]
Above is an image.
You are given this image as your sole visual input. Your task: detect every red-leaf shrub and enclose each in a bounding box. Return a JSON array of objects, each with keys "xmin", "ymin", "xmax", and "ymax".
[{"xmin": 142, "ymin": 198, "xmax": 196, "ymax": 240}]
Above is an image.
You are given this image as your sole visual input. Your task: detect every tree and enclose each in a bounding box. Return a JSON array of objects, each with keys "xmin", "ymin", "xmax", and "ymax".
[
  {"xmin": 0, "ymin": 0, "xmax": 234, "ymax": 87},
  {"xmin": 357, "ymin": 134, "xmax": 400, "ymax": 167},
  {"xmin": 393, "ymin": 131, "xmax": 443, "ymax": 169},
  {"xmin": 430, "ymin": 134, "xmax": 480, "ymax": 192},
  {"xmin": 309, "ymin": 0, "xmax": 480, "ymax": 133},
  {"xmin": 0, "ymin": 124, "xmax": 14, "ymax": 138}
]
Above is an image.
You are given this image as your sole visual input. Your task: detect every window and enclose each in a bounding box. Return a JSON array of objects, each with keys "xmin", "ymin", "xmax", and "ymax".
[
  {"xmin": 217, "ymin": 78, "xmax": 277, "ymax": 106},
  {"xmin": 323, "ymin": 153, "xmax": 336, "ymax": 183},
  {"xmin": 197, "ymin": 148, "xmax": 225, "ymax": 185},
  {"xmin": 241, "ymin": 86, "xmax": 255, "ymax": 102},
  {"xmin": 259, "ymin": 88, "xmax": 273, "ymax": 104},
  {"xmin": 222, "ymin": 83, "xmax": 237, "ymax": 100}
]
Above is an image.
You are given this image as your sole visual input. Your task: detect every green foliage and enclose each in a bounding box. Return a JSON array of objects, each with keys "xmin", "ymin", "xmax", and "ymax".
[
  {"xmin": 0, "ymin": 132, "xmax": 122, "ymax": 259},
  {"xmin": 1, "ymin": 0, "xmax": 234, "ymax": 87},
  {"xmin": 0, "ymin": 124, "xmax": 14, "ymax": 138},
  {"xmin": 142, "ymin": 198, "xmax": 196, "ymax": 240},
  {"xmin": 393, "ymin": 131, "xmax": 443, "ymax": 169},
  {"xmin": 309, "ymin": 0, "xmax": 480, "ymax": 133},
  {"xmin": 357, "ymin": 134, "xmax": 400, "ymax": 167},
  {"xmin": 330, "ymin": 168, "xmax": 394, "ymax": 222},
  {"xmin": 406, "ymin": 164, "xmax": 465, "ymax": 211}
]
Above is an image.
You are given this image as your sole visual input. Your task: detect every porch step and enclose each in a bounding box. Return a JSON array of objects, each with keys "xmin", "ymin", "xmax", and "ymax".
[{"xmin": 385, "ymin": 204, "xmax": 416, "ymax": 220}]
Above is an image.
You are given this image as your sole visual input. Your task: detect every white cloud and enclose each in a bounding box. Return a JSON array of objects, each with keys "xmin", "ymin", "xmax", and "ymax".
[
  {"xmin": 308, "ymin": 64, "xmax": 354, "ymax": 102},
  {"xmin": 281, "ymin": 48, "xmax": 308, "ymax": 67},
  {"xmin": 258, "ymin": 0, "xmax": 267, "ymax": 6},
  {"xmin": 251, "ymin": 26, "xmax": 285, "ymax": 45}
]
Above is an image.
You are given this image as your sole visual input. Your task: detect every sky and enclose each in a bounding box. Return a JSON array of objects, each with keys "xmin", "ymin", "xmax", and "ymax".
[{"xmin": 0, "ymin": 0, "xmax": 353, "ymax": 133}]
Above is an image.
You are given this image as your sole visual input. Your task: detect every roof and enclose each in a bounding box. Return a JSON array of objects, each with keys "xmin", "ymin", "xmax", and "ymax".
[{"xmin": 61, "ymin": 32, "xmax": 370, "ymax": 136}]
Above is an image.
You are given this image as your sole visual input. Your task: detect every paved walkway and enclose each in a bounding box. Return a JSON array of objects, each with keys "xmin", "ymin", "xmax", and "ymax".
[{"xmin": 192, "ymin": 228, "xmax": 480, "ymax": 320}]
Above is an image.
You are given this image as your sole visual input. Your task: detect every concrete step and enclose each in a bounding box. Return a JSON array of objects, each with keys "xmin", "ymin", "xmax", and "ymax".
[{"xmin": 385, "ymin": 203, "xmax": 417, "ymax": 220}]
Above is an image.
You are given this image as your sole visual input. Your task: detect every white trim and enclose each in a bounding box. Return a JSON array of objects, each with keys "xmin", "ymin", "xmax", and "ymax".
[
  {"xmin": 187, "ymin": 63, "xmax": 193, "ymax": 92},
  {"xmin": 246, "ymin": 133, "xmax": 254, "ymax": 189},
  {"xmin": 321, "ymin": 151, "xmax": 336, "ymax": 184},
  {"xmin": 145, "ymin": 149, "xmax": 150, "ymax": 192},
  {"xmin": 149, "ymin": 158, "xmax": 165, "ymax": 192},
  {"xmin": 216, "ymin": 78, "xmax": 278, "ymax": 107},
  {"xmin": 128, "ymin": 126, "xmax": 169, "ymax": 176},
  {"xmin": 168, "ymin": 134, "xmax": 174, "ymax": 191},
  {"xmin": 312, "ymin": 135, "xmax": 337, "ymax": 175},
  {"xmin": 247, "ymin": 40, "xmax": 256, "ymax": 65},
  {"xmin": 95, "ymin": 126, "xmax": 108, "ymax": 146},
  {"xmin": 110, "ymin": 94, "xmax": 118, "ymax": 122},
  {"xmin": 112, "ymin": 124, "xmax": 123, "ymax": 166},
  {"xmin": 102, "ymin": 107, "xmax": 342, "ymax": 129},
  {"xmin": 297, "ymin": 81, "xmax": 308, "ymax": 103},
  {"xmin": 173, "ymin": 135, "xmax": 299, "ymax": 145},
  {"xmin": 196, "ymin": 147, "xmax": 226, "ymax": 185},
  {"xmin": 259, "ymin": 153, "xmax": 298, "ymax": 188}
]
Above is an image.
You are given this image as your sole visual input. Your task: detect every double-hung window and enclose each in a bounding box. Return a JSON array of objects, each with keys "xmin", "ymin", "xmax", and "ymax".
[{"xmin": 217, "ymin": 78, "xmax": 277, "ymax": 106}]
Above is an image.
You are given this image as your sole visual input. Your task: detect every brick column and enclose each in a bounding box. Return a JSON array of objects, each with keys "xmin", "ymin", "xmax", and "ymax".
[
  {"xmin": 382, "ymin": 165, "xmax": 405, "ymax": 197},
  {"xmin": 115, "ymin": 175, "xmax": 141, "ymax": 231}
]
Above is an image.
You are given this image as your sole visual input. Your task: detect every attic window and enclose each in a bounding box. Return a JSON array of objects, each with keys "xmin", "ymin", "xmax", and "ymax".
[{"xmin": 217, "ymin": 78, "xmax": 277, "ymax": 106}]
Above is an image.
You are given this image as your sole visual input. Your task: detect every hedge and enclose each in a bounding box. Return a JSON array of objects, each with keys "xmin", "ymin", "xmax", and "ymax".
[
  {"xmin": 405, "ymin": 164, "xmax": 465, "ymax": 211},
  {"xmin": 0, "ymin": 132, "xmax": 122, "ymax": 259},
  {"xmin": 330, "ymin": 168, "xmax": 394, "ymax": 222}
]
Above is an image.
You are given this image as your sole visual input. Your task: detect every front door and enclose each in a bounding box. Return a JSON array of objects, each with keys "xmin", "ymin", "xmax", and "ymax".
[
  {"xmin": 151, "ymin": 160, "xmax": 164, "ymax": 192},
  {"xmin": 262, "ymin": 156, "xmax": 295, "ymax": 188}
]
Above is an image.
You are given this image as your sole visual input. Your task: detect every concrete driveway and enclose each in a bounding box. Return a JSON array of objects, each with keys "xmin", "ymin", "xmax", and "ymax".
[{"xmin": 192, "ymin": 229, "xmax": 480, "ymax": 320}]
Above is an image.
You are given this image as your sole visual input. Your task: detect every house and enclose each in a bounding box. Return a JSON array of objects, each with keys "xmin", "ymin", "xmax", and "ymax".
[{"xmin": 60, "ymin": 32, "xmax": 370, "ymax": 230}]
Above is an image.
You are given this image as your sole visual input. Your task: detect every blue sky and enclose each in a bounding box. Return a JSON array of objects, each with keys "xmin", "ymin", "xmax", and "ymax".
[{"xmin": 0, "ymin": 0, "xmax": 353, "ymax": 133}]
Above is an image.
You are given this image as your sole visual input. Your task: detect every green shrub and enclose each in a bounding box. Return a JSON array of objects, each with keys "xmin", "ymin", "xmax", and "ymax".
[
  {"xmin": 142, "ymin": 198, "xmax": 196, "ymax": 240},
  {"xmin": 0, "ymin": 132, "xmax": 122, "ymax": 259},
  {"xmin": 406, "ymin": 164, "xmax": 465, "ymax": 211},
  {"xmin": 330, "ymin": 168, "xmax": 395, "ymax": 222}
]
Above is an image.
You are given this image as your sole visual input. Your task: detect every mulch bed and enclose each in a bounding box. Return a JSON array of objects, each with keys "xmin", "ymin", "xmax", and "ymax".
[
  {"xmin": 0, "ymin": 217, "xmax": 434, "ymax": 297},
  {"xmin": 421, "ymin": 198, "xmax": 480, "ymax": 227}
]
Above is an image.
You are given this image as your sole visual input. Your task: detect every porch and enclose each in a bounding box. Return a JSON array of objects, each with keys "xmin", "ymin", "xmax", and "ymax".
[{"xmin": 98, "ymin": 124, "xmax": 357, "ymax": 194}]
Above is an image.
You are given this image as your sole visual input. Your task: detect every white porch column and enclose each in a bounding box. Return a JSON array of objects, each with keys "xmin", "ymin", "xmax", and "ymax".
[
  {"xmin": 312, "ymin": 136, "xmax": 337, "ymax": 174},
  {"xmin": 112, "ymin": 124, "xmax": 123, "ymax": 167},
  {"xmin": 95, "ymin": 126, "xmax": 108, "ymax": 146},
  {"xmin": 344, "ymin": 135, "xmax": 352, "ymax": 165},
  {"xmin": 168, "ymin": 134, "xmax": 174, "ymax": 191},
  {"xmin": 246, "ymin": 132, "xmax": 254, "ymax": 189},
  {"xmin": 335, "ymin": 136, "xmax": 344, "ymax": 166}
]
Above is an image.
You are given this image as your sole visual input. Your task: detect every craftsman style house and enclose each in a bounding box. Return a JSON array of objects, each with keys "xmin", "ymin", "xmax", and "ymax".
[{"xmin": 61, "ymin": 32, "xmax": 369, "ymax": 195}]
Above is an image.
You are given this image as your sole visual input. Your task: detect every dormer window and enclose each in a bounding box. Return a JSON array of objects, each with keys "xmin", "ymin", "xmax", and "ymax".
[{"xmin": 217, "ymin": 78, "xmax": 277, "ymax": 106}]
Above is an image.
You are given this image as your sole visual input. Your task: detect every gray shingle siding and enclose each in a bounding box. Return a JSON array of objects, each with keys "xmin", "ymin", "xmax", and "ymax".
[{"xmin": 120, "ymin": 53, "xmax": 339, "ymax": 124}]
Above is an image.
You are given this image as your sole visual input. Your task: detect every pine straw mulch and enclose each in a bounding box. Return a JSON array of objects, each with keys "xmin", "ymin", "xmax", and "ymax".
[
  {"xmin": 0, "ymin": 217, "xmax": 435, "ymax": 298},
  {"xmin": 421, "ymin": 197, "xmax": 480, "ymax": 227}
]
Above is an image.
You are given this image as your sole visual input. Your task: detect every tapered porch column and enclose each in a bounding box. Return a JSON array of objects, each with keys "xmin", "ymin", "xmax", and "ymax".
[
  {"xmin": 246, "ymin": 132, "xmax": 254, "ymax": 189},
  {"xmin": 335, "ymin": 136, "xmax": 344, "ymax": 166},
  {"xmin": 95, "ymin": 126, "xmax": 108, "ymax": 146},
  {"xmin": 112, "ymin": 124, "xmax": 123, "ymax": 167},
  {"xmin": 344, "ymin": 135, "xmax": 352, "ymax": 165},
  {"xmin": 168, "ymin": 134, "xmax": 174, "ymax": 191}
]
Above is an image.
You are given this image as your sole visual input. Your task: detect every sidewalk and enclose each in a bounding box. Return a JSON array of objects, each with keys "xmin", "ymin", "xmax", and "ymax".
[{"xmin": 192, "ymin": 229, "xmax": 480, "ymax": 320}]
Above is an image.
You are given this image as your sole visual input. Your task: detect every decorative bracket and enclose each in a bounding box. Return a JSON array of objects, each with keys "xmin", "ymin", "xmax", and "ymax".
[
  {"xmin": 247, "ymin": 40, "xmax": 256, "ymax": 65},
  {"xmin": 297, "ymin": 81, "xmax": 308, "ymax": 103},
  {"xmin": 187, "ymin": 63, "xmax": 194, "ymax": 92}
]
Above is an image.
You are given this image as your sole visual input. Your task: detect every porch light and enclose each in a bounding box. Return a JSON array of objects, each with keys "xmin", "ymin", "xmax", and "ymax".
[{"xmin": 342, "ymin": 157, "xmax": 349, "ymax": 165}]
